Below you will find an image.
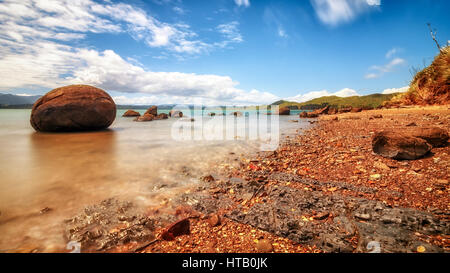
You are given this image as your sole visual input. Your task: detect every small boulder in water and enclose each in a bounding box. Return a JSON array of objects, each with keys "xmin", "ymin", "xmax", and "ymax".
[
  {"xmin": 144, "ymin": 106, "xmax": 158, "ymax": 116},
  {"xmin": 122, "ymin": 110, "xmax": 141, "ymax": 117},
  {"xmin": 134, "ymin": 113, "xmax": 155, "ymax": 122},
  {"xmin": 154, "ymin": 113, "xmax": 169, "ymax": 120}
]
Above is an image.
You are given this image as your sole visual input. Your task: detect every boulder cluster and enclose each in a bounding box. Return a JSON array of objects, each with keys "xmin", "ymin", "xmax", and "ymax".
[{"xmin": 132, "ymin": 107, "xmax": 169, "ymax": 122}]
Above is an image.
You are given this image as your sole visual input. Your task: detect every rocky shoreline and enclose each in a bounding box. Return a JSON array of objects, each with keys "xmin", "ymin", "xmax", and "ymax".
[{"xmin": 63, "ymin": 106, "xmax": 449, "ymax": 253}]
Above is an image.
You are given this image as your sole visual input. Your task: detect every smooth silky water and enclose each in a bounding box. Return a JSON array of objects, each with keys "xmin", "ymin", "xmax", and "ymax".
[{"xmin": 0, "ymin": 109, "xmax": 310, "ymax": 251}]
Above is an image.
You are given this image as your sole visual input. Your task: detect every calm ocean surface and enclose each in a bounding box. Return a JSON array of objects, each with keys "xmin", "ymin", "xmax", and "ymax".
[{"xmin": 0, "ymin": 108, "xmax": 309, "ymax": 251}]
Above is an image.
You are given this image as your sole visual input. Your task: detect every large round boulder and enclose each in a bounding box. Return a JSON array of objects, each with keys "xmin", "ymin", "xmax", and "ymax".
[{"xmin": 30, "ymin": 85, "xmax": 116, "ymax": 132}]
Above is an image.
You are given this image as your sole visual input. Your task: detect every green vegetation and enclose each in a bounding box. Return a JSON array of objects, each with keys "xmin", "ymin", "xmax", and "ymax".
[
  {"xmin": 387, "ymin": 46, "xmax": 449, "ymax": 106},
  {"xmin": 272, "ymin": 93, "xmax": 399, "ymax": 110}
]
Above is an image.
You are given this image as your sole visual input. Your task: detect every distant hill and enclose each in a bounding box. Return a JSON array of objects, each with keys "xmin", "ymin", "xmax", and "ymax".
[
  {"xmin": 272, "ymin": 93, "xmax": 399, "ymax": 110},
  {"xmin": 0, "ymin": 93, "xmax": 41, "ymax": 106}
]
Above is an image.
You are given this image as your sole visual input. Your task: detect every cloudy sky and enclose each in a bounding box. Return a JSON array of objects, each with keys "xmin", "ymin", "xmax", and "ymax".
[{"xmin": 0, "ymin": 0, "xmax": 448, "ymax": 105}]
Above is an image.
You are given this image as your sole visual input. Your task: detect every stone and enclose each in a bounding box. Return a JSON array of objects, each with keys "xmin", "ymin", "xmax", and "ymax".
[
  {"xmin": 372, "ymin": 131, "xmax": 432, "ymax": 160},
  {"xmin": 134, "ymin": 113, "xmax": 155, "ymax": 122},
  {"xmin": 122, "ymin": 110, "xmax": 140, "ymax": 117},
  {"xmin": 313, "ymin": 212, "xmax": 329, "ymax": 220},
  {"xmin": 369, "ymin": 174, "xmax": 381, "ymax": 180},
  {"xmin": 154, "ymin": 113, "xmax": 168, "ymax": 120},
  {"xmin": 355, "ymin": 213, "xmax": 371, "ymax": 221},
  {"xmin": 144, "ymin": 106, "xmax": 157, "ymax": 116},
  {"xmin": 161, "ymin": 218, "xmax": 190, "ymax": 241},
  {"xmin": 30, "ymin": 85, "xmax": 116, "ymax": 132},
  {"xmin": 256, "ymin": 239, "xmax": 273, "ymax": 253},
  {"xmin": 407, "ymin": 127, "xmax": 449, "ymax": 147},
  {"xmin": 201, "ymin": 175, "xmax": 215, "ymax": 182},
  {"xmin": 351, "ymin": 107, "xmax": 362, "ymax": 113},
  {"xmin": 374, "ymin": 161, "xmax": 390, "ymax": 171},
  {"xmin": 208, "ymin": 214, "xmax": 221, "ymax": 227}
]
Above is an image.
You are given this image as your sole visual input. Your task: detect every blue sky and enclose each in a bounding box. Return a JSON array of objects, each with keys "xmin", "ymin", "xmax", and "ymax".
[{"xmin": 0, "ymin": 0, "xmax": 449, "ymax": 105}]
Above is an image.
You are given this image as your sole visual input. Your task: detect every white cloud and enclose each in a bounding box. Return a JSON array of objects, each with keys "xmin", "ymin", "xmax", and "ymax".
[
  {"xmin": 235, "ymin": 0, "xmax": 250, "ymax": 8},
  {"xmin": 263, "ymin": 7, "xmax": 288, "ymax": 39},
  {"xmin": 285, "ymin": 88, "xmax": 360, "ymax": 103},
  {"xmin": 0, "ymin": 0, "xmax": 241, "ymax": 55},
  {"xmin": 0, "ymin": 42, "xmax": 278, "ymax": 105},
  {"xmin": 310, "ymin": 0, "xmax": 380, "ymax": 26},
  {"xmin": 69, "ymin": 49, "xmax": 278, "ymax": 105},
  {"xmin": 385, "ymin": 47, "xmax": 403, "ymax": 59},
  {"xmin": 216, "ymin": 21, "xmax": 243, "ymax": 47},
  {"xmin": 173, "ymin": 7, "xmax": 185, "ymax": 14},
  {"xmin": 382, "ymin": 86, "xmax": 409, "ymax": 94},
  {"xmin": 0, "ymin": 0, "xmax": 263, "ymax": 105},
  {"xmin": 365, "ymin": 57, "xmax": 406, "ymax": 79}
]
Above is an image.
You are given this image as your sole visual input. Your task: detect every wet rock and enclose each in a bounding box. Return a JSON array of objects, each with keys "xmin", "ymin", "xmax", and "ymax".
[
  {"xmin": 64, "ymin": 198, "xmax": 156, "ymax": 252},
  {"xmin": 30, "ymin": 85, "xmax": 116, "ymax": 132},
  {"xmin": 161, "ymin": 218, "xmax": 190, "ymax": 240},
  {"xmin": 122, "ymin": 110, "xmax": 141, "ymax": 117},
  {"xmin": 134, "ymin": 113, "xmax": 155, "ymax": 122},
  {"xmin": 372, "ymin": 131, "xmax": 432, "ymax": 160},
  {"xmin": 256, "ymin": 239, "xmax": 273, "ymax": 253},
  {"xmin": 231, "ymin": 111, "xmax": 243, "ymax": 117},
  {"xmin": 208, "ymin": 112, "xmax": 216, "ymax": 116},
  {"xmin": 299, "ymin": 111, "xmax": 308, "ymax": 118},
  {"xmin": 144, "ymin": 106, "xmax": 158, "ymax": 116},
  {"xmin": 154, "ymin": 113, "xmax": 168, "ymax": 120}
]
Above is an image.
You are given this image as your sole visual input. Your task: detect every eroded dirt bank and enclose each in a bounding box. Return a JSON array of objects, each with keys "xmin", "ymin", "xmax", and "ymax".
[{"xmin": 64, "ymin": 106, "xmax": 449, "ymax": 253}]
